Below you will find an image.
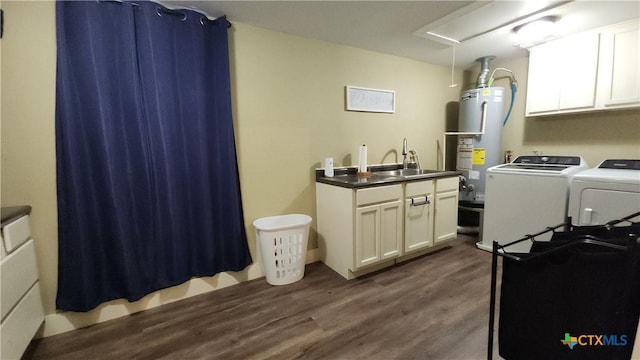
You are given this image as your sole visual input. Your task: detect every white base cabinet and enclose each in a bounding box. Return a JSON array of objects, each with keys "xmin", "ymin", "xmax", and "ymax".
[
  {"xmin": 355, "ymin": 185, "xmax": 403, "ymax": 269},
  {"xmin": 434, "ymin": 177, "xmax": 459, "ymax": 244},
  {"xmin": 316, "ymin": 176, "xmax": 458, "ymax": 279},
  {"xmin": 1, "ymin": 212, "xmax": 45, "ymax": 360},
  {"xmin": 404, "ymin": 181, "xmax": 434, "ymax": 253}
]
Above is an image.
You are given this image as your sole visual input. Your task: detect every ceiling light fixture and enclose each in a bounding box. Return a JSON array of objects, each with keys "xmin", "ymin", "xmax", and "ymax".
[{"xmin": 513, "ymin": 15, "xmax": 560, "ymax": 48}]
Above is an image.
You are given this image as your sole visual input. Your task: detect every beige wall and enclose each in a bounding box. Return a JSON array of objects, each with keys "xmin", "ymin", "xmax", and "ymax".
[
  {"xmin": 1, "ymin": 0, "xmax": 60, "ymax": 328},
  {"xmin": 467, "ymin": 57, "xmax": 640, "ymax": 165},
  {"xmin": 231, "ymin": 23, "xmax": 463, "ymax": 253},
  {"xmin": 1, "ymin": 1, "xmax": 461, "ymax": 336}
]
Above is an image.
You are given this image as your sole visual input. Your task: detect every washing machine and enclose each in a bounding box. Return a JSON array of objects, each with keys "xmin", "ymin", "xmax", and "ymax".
[
  {"xmin": 478, "ymin": 155, "xmax": 589, "ymax": 253},
  {"xmin": 569, "ymin": 159, "xmax": 640, "ymax": 226}
]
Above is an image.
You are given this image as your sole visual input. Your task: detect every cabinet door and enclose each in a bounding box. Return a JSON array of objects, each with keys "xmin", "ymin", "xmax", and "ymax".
[
  {"xmin": 355, "ymin": 204, "xmax": 380, "ymax": 269},
  {"xmin": 598, "ymin": 20, "xmax": 640, "ymax": 108},
  {"xmin": 526, "ymin": 40, "xmax": 561, "ymax": 115},
  {"xmin": 404, "ymin": 196, "xmax": 433, "ymax": 253},
  {"xmin": 526, "ymin": 31, "xmax": 599, "ymax": 115},
  {"xmin": 557, "ymin": 32, "xmax": 599, "ymax": 111},
  {"xmin": 434, "ymin": 190, "xmax": 459, "ymax": 244},
  {"xmin": 380, "ymin": 200, "xmax": 402, "ymax": 259}
]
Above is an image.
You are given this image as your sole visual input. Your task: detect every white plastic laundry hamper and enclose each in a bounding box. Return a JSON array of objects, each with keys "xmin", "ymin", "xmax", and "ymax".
[{"xmin": 253, "ymin": 214, "xmax": 312, "ymax": 285}]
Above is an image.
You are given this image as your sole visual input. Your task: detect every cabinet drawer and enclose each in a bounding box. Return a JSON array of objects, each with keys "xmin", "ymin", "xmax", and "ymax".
[
  {"xmin": 1, "ymin": 283, "xmax": 45, "ymax": 360},
  {"xmin": 436, "ymin": 177, "xmax": 459, "ymax": 193},
  {"xmin": 406, "ymin": 180, "xmax": 434, "ymax": 197},
  {"xmin": 2, "ymin": 215, "xmax": 31, "ymax": 253},
  {"xmin": 356, "ymin": 185, "xmax": 402, "ymax": 206},
  {"xmin": 1, "ymin": 239, "xmax": 39, "ymax": 320}
]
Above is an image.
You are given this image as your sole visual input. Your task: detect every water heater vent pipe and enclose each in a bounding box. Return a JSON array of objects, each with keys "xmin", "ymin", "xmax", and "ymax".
[{"xmin": 476, "ymin": 56, "xmax": 495, "ymax": 88}]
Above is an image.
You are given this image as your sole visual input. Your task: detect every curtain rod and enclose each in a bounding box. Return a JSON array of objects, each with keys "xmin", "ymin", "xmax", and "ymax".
[
  {"xmin": 98, "ymin": 0, "xmax": 232, "ymax": 28},
  {"xmin": 154, "ymin": 0, "xmax": 231, "ymax": 26}
]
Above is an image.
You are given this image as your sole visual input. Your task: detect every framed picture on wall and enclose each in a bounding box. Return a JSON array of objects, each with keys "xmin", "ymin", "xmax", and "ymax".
[{"xmin": 345, "ymin": 86, "xmax": 395, "ymax": 113}]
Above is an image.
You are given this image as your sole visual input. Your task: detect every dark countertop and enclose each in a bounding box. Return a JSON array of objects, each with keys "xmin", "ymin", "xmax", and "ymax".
[
  {"xmin": 316, "ymin": 165, "xmax": 460, "ymax": 189},
  {"xmin": 1, "ymin": 206, "xmax": 32, "ymax": 227}
]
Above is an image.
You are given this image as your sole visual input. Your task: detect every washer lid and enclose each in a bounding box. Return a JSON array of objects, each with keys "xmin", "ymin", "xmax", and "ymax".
[{"xmin": 489, "ymin": 155, "xmax": 588, "ymax": 175}]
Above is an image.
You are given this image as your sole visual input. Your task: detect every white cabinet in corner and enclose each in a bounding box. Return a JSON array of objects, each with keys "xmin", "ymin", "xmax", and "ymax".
[{"xmin": 596, "ymin": 19, "xmax": 640, "ymax": 109}]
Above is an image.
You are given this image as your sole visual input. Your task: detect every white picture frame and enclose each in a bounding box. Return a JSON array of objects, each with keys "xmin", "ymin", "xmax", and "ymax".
[{"xmin": 345, "ymin": 86, "xmax": 395, "ymax": 113}]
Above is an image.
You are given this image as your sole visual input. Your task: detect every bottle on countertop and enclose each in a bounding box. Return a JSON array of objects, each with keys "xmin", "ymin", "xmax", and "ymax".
[{"xmin": 324, "ymin": 157, "xmax": 334, "ymax": 177}]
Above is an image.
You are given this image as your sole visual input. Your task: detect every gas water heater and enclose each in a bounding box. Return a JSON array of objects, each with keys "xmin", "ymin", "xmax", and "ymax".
[{"xmin": 457, "ymin": 56, "xmax": 509, "ymax": 206}]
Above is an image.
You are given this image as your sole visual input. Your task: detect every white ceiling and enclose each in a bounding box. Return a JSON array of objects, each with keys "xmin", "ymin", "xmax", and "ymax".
[{"xmin": 162, "ymin": 1, "xmax": 640, "ymax": 69}]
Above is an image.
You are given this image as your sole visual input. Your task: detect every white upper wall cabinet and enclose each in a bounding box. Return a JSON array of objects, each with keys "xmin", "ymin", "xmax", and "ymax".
[
  {"xmin": 597, "ymin": 20, "xmax": 640, "ymax": 109},
  {"xmin": 526, "ymin": 39, "xmax": 563, "ymax": 114},
  {"xmin": 526, "ymin": 19, "xmax": 640, "ymax": 116},
  {"xmin": 526, "ymin": 32, "xmax": 599, "ymax": 115}
]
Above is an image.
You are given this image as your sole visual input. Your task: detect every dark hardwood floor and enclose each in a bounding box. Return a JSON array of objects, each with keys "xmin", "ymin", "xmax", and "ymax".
[{"xmin": 24, "ymin": 235, "xmax": 502, "ymax": 360}]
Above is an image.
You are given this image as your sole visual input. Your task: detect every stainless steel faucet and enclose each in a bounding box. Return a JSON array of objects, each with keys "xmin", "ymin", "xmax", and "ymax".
[
  {"xmin": 409, "ymin": 149, "xmax": 421, "ymax": 170},
  {"xmin": 402, "ymin": 138, "xmax": 408, "ymax": 169}
]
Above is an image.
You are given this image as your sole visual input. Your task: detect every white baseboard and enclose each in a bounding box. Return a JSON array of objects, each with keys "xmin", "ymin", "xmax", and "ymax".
[{"xmin": 40, "ymin": 249, "xmax": 321, "ymax": 338}]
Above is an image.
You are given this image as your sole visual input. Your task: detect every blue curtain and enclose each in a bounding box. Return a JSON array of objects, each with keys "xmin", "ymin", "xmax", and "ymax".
[{"xmin": 55, "ymin": 1, "xmax": 252, "ymax": 312}]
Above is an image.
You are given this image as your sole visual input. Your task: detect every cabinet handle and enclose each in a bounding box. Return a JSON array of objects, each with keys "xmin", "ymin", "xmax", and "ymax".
[{"xmin": 410, "ymin": 197, "xmax": 430, "ymax": 207}]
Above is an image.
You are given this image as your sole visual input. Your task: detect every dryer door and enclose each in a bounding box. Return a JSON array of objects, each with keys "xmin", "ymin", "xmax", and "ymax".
[{"xmin": 576, "ymin": 189, "xmax": 640, "ymax": 225}]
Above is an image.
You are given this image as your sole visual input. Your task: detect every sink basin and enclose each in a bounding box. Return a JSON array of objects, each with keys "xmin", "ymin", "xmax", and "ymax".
[{"xmin": 373, "ymin": 169, "xmax": 440, "ymax": 178}]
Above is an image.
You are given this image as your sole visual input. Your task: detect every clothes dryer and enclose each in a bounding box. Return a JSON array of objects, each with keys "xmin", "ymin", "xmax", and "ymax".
[{"xmin": 569, "ymin": 159, "xmax": 640, "ymax": 226}]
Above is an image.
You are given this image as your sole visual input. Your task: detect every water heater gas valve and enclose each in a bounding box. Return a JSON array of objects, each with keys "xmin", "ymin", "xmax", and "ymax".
[{"xmin": 459, "ymin": 175, "xmax": 475, "ymax": 192}]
